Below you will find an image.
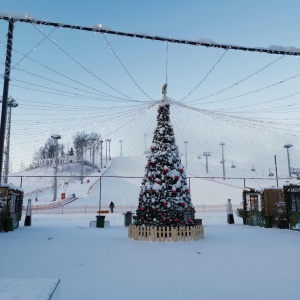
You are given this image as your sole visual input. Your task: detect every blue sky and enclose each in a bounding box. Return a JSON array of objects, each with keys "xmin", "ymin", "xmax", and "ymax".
[{"xmin": 1, "ymin": 0, "xmax": 300, "ymax": 179}]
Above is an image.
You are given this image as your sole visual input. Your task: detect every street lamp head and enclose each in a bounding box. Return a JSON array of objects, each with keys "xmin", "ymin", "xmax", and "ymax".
[{"xmin": 284, "ymin": 144, "xmax": 293, "ymax": 148}]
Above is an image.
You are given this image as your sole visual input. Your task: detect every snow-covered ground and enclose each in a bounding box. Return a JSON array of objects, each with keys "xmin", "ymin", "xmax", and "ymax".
[
  {"xmin": 1, "ymin": 212, "xmax": 300, "ymax": 300},
  {"xmin": 1, "ymin": 157, "xmax": 300, "ymax": 299}
]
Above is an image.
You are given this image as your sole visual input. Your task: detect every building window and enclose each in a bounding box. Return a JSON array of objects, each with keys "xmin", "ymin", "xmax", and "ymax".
[
  {"xmin": 289, "ymin": 192, "xmax": 300, "ymax": 211},
  {"xmin": 248, "ymin": 194, "xmax": 259, "ymax": 211}
]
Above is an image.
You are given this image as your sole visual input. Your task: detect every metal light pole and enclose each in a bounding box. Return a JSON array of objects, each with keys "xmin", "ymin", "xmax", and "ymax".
[
  {"xmin": 1, "ymin": 97, "xmax": 18, "ymax": 183},
  {"xmin": 91, "ymin": 138, "xmax": 96, "ymax": 166},
  {"xmin": 107, "ymin": 139, "xmax": 111, "ymax": 160},
  {"xmin": 220, "ymin": 142, "xmax": 225, "ymax": 180},
  {"xmin": 119, "ymin": 140, "xmax": 122, "ymax": 157},
  {"xmin": 284, "ymin": 144, "xmax": 293, "ymax": 177},
  {"xmin": 203, "ymin": 152, "xmax": 211, "ymax": 173},
  {"xmin": 274, "ymin": 155, "xmax": 279, "ymax": 187},
  {"xmin": 105, "ymin": 139, "xmax": 108, "ymax": 163},
  {"xmin": 100, "ymin": 140, "xmax": 103, "ymax": 169},
  {"xmin": 79, "ymin": 138, "xmax": 86, "ymax": 184},
  {"xmin": 0, "ymin": 18, "xmax": 15, "ymax": 184},
  {"xmin": 184, "ymin": 141, "xmax": 188, "ymax": 170},
  {"xmin": 51, "ymin": 134, "xmax": 61, "ymax": 201}
]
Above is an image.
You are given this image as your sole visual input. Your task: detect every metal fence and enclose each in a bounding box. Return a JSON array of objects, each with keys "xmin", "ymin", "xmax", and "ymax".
[{"xmin": 22, "ymin": 204, "xmax": 240, "ymax": 214}]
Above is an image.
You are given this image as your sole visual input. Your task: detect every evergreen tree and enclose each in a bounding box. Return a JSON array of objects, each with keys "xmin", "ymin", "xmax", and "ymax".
[{"xmin": 135, "ymin": 99, "xmax": 195, "ymax": 227}]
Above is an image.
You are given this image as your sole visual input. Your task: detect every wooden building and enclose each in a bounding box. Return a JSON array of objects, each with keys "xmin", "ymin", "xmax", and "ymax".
[{"xmin": 0, "ymin": 184, "xmax": 24, "ymax": 232}]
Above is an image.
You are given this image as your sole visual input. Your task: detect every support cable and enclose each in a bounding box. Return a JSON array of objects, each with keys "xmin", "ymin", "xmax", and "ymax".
[
  {"xmin": 31, "ymin": 24, "xmax": 138, "ymax": 102},
  {"xmin": 186, "ymin": 55, "xmax": 285, "ymax": 104},
  {"xmin": 101, "ymin": 34, "xmax": 153, "ymax": 100},
  {"xmin": 180, "ymin": 49, "xmax": 227, "ymax": 101}
]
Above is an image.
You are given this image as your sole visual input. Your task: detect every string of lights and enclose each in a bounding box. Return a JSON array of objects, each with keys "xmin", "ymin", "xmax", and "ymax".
[
  {"xmin": 11, "ymin": 27, "xmax": 56, "ymax": 69},
  {"xmin": 186, "ymin": 55, "xmax": 285, "ymax": 104},
  {"xmin": 0, "ymin": 42, "xmax": 138, "ymax": 102},
  {"xmin": 180, "ymin": 49, "xmax": 227, "ymax": 101},
  {"xmin": 32, "ymin": 23, "xmax": 140, "ymax": 102},
  {"xmin": 101, "ymin": 33, "xmax": 153, "ymax": 101}
]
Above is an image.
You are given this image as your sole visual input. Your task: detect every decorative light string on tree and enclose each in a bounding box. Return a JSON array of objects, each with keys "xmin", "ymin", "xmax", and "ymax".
[{"xmin": 135, "ymin": 95, "xmax": 195, "ymax": 227}]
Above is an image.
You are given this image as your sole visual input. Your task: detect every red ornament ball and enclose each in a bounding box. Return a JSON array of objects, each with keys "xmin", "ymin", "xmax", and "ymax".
[
  {"xmin": 187, "ymin": 218, "xmax": 191, "ymax": 223},
  {"xmin": 163, "ymin": 201, "xmax": 167, "ymax": 206},
  {"xmin": 179, "ymin": 168, "xmax": 183, "ymax": 173},
  {"xmin": 141, "ymin": 207, "xmax": 145, "ymax": 211},
  {"xmin": 151, "ymin": 146, "xmax": 156, "ymax": 152},
  {"xmin": 175, "ymin": 218, "xmax": 178, "ymax": 223},
  {"xmin": 172, "ymin": 190, "xmax": 176, "ymax": 195},
  {"xmin": 159, "ymin": 212, "xmax": 163, "ymax": 217},
  {"xmin": 147, "ymin": 162, "xmax": 151, "ymax": 166},
  {"xmin": 181, "ymin": 202, "xmax": 185, "ymax": 207}
]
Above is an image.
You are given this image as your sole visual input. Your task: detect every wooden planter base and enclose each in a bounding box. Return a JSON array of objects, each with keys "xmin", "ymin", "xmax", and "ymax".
[{"xmin": 128, "ymin": 224, "xmax": 204, "ymax": 242}]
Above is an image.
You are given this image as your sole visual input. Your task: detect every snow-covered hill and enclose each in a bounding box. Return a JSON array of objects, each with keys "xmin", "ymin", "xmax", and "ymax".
[{"xmin": 7, "ymin": 156, "xmax": 299, "ymax": 206}]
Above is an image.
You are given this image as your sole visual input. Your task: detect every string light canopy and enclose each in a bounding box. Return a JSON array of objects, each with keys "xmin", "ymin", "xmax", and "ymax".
[{"xmin": 1, "ymin": 15, "xmax": 300, "ymax": 56}]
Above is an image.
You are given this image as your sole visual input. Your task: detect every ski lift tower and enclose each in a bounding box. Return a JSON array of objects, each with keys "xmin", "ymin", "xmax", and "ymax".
[
  {"xmin": 51, "ymin": 134, "xmax": 61, "ymax": 201},
  {"xmin": 284, "ymin": 144, "xmax": 293, "ymax": 177}
]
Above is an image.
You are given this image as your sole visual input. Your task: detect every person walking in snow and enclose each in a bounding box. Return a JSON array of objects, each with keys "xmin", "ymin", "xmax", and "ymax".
[{"xmin": 109, "ymin": 201, "xmax": 115, "ymax": 213}]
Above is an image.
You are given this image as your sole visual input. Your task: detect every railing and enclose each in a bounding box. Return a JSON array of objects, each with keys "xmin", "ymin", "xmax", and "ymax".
[
  {"xmin": 128, "ymin": 224, "xmax": 204, "ymax": 242},
  {"xmin": 22, "ymin": 204, "xmax": 240, "ymax": 214}
]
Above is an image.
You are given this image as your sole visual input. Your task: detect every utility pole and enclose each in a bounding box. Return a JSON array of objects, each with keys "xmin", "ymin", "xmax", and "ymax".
[
  {"xmin": 100, "ymin": 140, "xmax": 103, "ymax": 169},
  {"xmin": 0, "ymin": 18, "xmax": 15, "ymax": 184},
  {"xmin": 51, "ymin": 134, "xmax": 61, "ymax": 201},
  {"xmin": 203, "ymin": 152, "xmax": 211, "ymax": 173},
  {"xmin": 274, "ymin": 155, "xmax": 279, "ymax": 187},
  {"xmin": 1, "ymin": 97, "xmax": 18, "ymax": 183},
  {"xmin": 284, "ymin": 144, "xmax": 293, "ymax": 177},
  {"xmin": 91, "ymin": 138, "xmax": 96, "ymax": 166},
  {"xmin": 105, "ymin": 139, "xmax": 108, "ymax": 163},
  {"xmin": 79, "ymin": 138, "xmax": 86, "ymax": 184},
  {"xmin": 119, "ymin": 140, "xmax": 122, "ymax": 157},
  {"xmin": 220, "ymin": 142, "xmax": 225, "ymax": 180},
  {"xmin": 107, "ymin": 139, "xmax": 111, "ymax": 160},
  {"xmin": 184, "ymin": 141, "xmax": 188, "ymax": 170}
]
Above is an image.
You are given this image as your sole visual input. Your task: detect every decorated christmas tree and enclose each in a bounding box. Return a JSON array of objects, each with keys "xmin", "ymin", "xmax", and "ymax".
[{"xmin": 135, "ymin": 96, "xmax": 195, "ymax": 227}]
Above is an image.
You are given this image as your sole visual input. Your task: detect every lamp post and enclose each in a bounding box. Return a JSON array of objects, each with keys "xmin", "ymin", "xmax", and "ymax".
[
  {"xmin": 105, "ymin": 139, "xmax": 108, "ymax": 163},
  {"xmin": 90, "ymin": 138, "xmax": 96, "ymax": 166},
  {"xmin": 144, "ymin": 133, "xmax": 147, "ymax": 153},
  {"xmin": 78, "ymin": 137, "xmax": 86, "ymax": 184},
  {"xmin": 100, "ymin": 140, "xmax": 103, "ymax": 169},
  {"xmin": 220, "ymin": 142, "xmax": 225, "ymax": 180},
  {"xmin": 106, "ymin": 139, "xmax": 111, "ymax": 160},
  {"xmin": 1, "ymin": 97, "xmax": 18, "ymax": 183},
  {"xmin": 51, "ymin": 134, "xmax": 61, "ymax": 201},
  {"xmin": 0, "ymin": 18, "xmax": 15, "ymax": 184},
  {"xmin": 284, "ymin": 144, "xmax": 293, "ymax": 177},
  {"xmin": 119, "ymin": 140, "xmax": 122, "ymax": 157},
  {"xmin": 184, "ymin": 141, "xmax": 188, "ymax": 171}
]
